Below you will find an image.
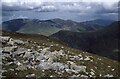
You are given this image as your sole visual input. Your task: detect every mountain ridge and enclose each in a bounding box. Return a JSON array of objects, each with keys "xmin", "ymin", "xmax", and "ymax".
[{"xmin": 2, "ymin": 18, "xmax": 114, "ymax": 36}]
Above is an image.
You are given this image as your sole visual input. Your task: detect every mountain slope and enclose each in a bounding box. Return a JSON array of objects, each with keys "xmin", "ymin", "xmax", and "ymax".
[
  {"xmin": 2, "ymin": 19, "xmax": 62, "ymax": 36},
  {"xmin": 2, "ymin": 18, "xmax": 113, "ymax": 36},
  {"xmin": 51, "ymin": 21, "xmax": 119, "ymax": 61},
  {"xmin": 77, "ymin": 19, "xmax": 114, "ymax": 31},
  {"xmin": 1, "ymin": 31, "xmax": 120, "ymax": 78},
  {"xmin": 81, "ymin": 19, "xmax": 114, "ymax": 26}
]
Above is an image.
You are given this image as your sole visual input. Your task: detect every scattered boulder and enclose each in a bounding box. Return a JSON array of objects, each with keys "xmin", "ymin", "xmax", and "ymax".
[
  {"xmin": 7, "ymin": 38, "xmax": 14, "ymax": 46},
  {"xmin": 104, "ymin": 74, "xmax": 113, "ymax": 77},
  {"xmin": 23, "ymin": 52, "xmax": 34, "ymax": 58},
  {"xmin": 0, "ymin": 36, "xmax": 10, "ymax": 44},
  {"xmin": 2, "ymin": 46, "xmax": 18, "ymax": 54},
  {"xmin": 26, "ymin": 74, "xmax": 35, "ymax": 78},
  {"xmin": 14, "ymin": 39, "xmax": 25, "ymax": 45},
  {"xmin": 84, "ymin": 56, "xmax": 91, "ymax": 61},
  {"xmin": 16, "ymin": 65, "xmax": 27, "ymax": 71},
  {"xmin": 14, "ymin": 48, "xmax": 26, "ymax": 56},
  {"xmin": 70, "ymin": 64, "xmax": 86, "ymax": 73}
]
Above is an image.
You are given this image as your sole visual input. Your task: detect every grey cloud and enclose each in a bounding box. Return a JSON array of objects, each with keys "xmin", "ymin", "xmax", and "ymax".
[
  {"xmin": 2, "ymin": 2, "xmax": 119, "ymax": 21},
  {"xmin": 2, "ymin": 2, "xmax": 119, "ymax": 13}
]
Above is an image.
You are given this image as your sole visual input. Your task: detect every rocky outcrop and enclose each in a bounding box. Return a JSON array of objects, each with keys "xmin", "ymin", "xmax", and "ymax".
[{"xmin": 1, "ymin": 36, "xmax": 119, "ymax": 78}]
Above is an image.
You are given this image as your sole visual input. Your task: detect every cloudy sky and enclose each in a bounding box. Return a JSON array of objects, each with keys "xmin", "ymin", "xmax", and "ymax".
[{"xmin": 1, "ymin": 0, "xmax": 120, "ymax": 22}]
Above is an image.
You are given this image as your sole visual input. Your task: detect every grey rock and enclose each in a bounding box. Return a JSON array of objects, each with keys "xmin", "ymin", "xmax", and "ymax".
[{"xmin": 3, "ymin": 46, "xmax": 18, "ymax": 54}]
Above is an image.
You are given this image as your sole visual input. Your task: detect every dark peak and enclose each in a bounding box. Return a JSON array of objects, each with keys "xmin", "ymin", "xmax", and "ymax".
[
  {"xmin": 50, "ymin": 18, "xmax": 65, "ymax": 24},
  {"xmin": 3, "ymin": 18, "xmax": 57, "ymax": 24},
  {"xmin": 110, "ymin": 21, "xmax": 120, "ymax": 25},
  {"xmin": 57, "ymin": 30, "xmax": 69, "ymax": 33},
  {"xmin": 3, "ymin": 18, "xmax": 29, "ymax": 23},
  {"xmin": 80, "ymin": 19, "xmax": 115, "ymax": 27},
  {"xmin": 23, "ymin": 18, "xmax": 56, "ymax": 24},
  {"xmin": 51, "ymin": 18, "xmax": 65, "ymax": 21},
  {"xmin": 42, "ymin": 20, "xmax": 56, "ymax": 24},
  {"xmin": 94, "ymin": 19, "xmax": 114, "ymax": 21},
  {"xmin": 51, "ymin": 18, "xmax": 77, "ymax": 23},
  {"xmin": 84, "ymin": 19, "xmax": 114, "ymax": 23},
  {"xmin": 105, "ymin": 21, "xmax": 119, "ymax": 31},
  {"xmin": 32, "ymin": 19, "xmax": 41, "ymax": 22}
]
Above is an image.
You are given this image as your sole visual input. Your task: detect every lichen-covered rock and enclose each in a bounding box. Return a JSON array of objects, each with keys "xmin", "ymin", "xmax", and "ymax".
[
  {"xmin": 7, "ymin": 38, "xmax": 14, "ymax": 46},
  {"xmin": 23, "ymin": 52, "xmax": 34, "ymax": 58},
  {"xmin": 84, "ymin": 56, "xmax": 91, "ymax": 61},
  {"xmin": 26, "ymin": 74, "xmax": 35, "ymax": 78},
  {"xmin": 16, "ymin": 65, "xmax": 27, "ymax": 71},
  {"xmin": 0, "ymin": 36, "xmax": 10, "ymax": 43},
  {"xmin": 2, "ymin": 46, "xmax": 17, "ymax": 54},
  {"xmin": 14, "ymin": 39, "xmax": 25, "ymax": 45},
  {"xmin": 70, "ymin": 64, "xmax": 86, "ymax": 73},
  {"xmin": 14, "ymin": 48, "xmax": 26, "ymax": 56},
  {"xmin": 104, "ymin": 74, "xmax": 113, "ymax": 77}
]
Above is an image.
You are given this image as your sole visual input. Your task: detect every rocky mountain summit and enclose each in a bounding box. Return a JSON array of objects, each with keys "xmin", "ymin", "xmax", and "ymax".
[{"xmin": 0, "ymin": 32, "xmax": 120, "ymax": 78}]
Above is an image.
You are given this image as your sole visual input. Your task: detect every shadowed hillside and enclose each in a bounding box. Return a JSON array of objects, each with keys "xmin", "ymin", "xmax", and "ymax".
[{"xmin": 51, "ymin": 21, "xmax": 119, "ymax": 61}]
